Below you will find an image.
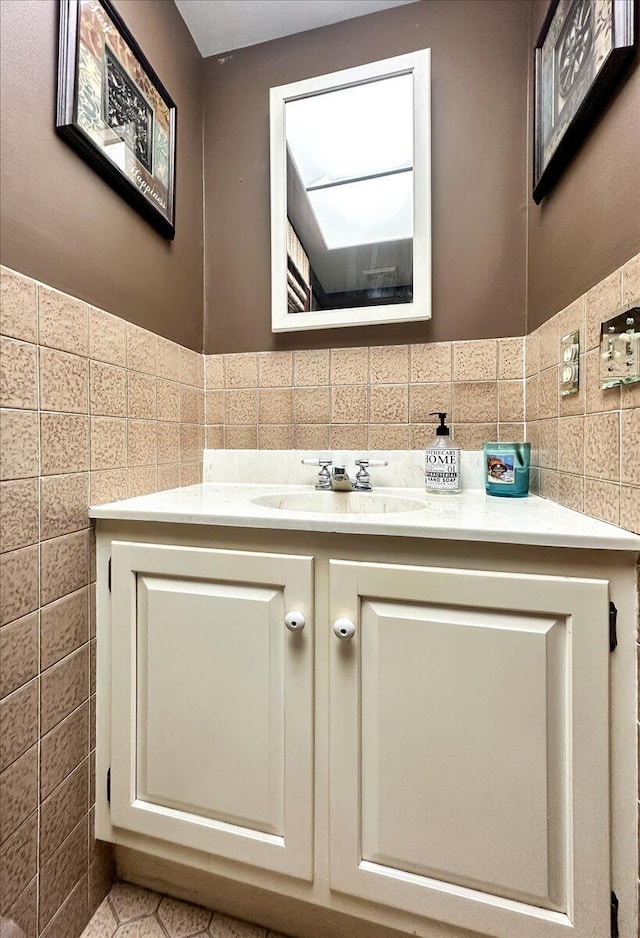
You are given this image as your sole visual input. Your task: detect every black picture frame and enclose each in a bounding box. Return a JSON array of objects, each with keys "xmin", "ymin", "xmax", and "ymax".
[
  {"xmin": 533, "ymin": 0, "xmax": 636, "ymax": 204},
  {"xmin": 56, "ymin": 0, "xmax": 177, "ymax": 239}
]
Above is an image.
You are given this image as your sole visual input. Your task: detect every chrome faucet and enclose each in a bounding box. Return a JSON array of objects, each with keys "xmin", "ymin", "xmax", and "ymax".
[{"xmin": 302, "ymin": 457, "xmax": 388, "ymax": 492}]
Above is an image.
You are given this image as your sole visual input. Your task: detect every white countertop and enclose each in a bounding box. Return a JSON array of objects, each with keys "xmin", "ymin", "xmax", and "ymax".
[{"xmin": 89, "ymin": 482, "xmax": 640, "ymax": 551}]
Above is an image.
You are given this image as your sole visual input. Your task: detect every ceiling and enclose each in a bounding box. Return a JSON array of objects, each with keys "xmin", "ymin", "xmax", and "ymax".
[{"xmin": 174, "ymin": 0, "xmax": 418, "ymax": 58}]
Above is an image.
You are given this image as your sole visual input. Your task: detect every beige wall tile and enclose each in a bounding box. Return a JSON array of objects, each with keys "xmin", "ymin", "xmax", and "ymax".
[
  {"xmin": 1, "ymin": 409, "xmax": 39, "ymax": 480},
  {"xmin": 156, "ymin": 379, "xmax": 181, "ymax": 422},
  {"xmin": 225, "ymin": 389, "xmax": 258, "ymax": 425},
  {"xmin": 369, "ymin": 424, "xmax": 410, "ymax": 449},
  {"xmin": 370, "ymin": 345, "xmax": 409, "ymax": 384},
  {"xmin": 584, "ymin": 412, "xmax": 620, "ymax": 482},
  {"xmin": 537, "ymin": 316, "xmax": 560, "ymax": 373},
  {"xmin": 329, "ymin": 425, "xmax": 368, "ymax": 449},
  {"xmin": 179, "ymin": 463, "xmax": 202, "ymax": 487},
  {"xmin": 126, "ymin": 323, "xmax": 156, "ymax": 375},
  {"xmin": 41, "ymin": 413, "xmax": 88, "ymax": 476},
  {"xmin": 524, "ymin": 376, "xmax": 538, "ymax": 422},
  {"xmin": 409, "ymin": 383, "xmax": 452, "ymax": 424},
  {"xmin": 558, "ymin": 416, "xmax": 584, "ymax": 475},
  {"xmin": 179, "ymin": 385, "xmax": 203, "ymax": 424},
  {"xmin": 224, "ymin": 426, "xmax": 257, "ymax": 448},
  {"xmin": 369, "ymin": 385, "xmax": 408, "ymax": 424},
  {"xmin": 293, "ymin": 349, "xmax": 330, "ymax": 387},
  {"xmin": 0, "ymin": 612, "xmax": 38, "ymax": 699},
  {"xmin": 127, "ymin": 372, "xmax": 156, "ymax": 420},
  {"xmin": 330, "ymin": 347, "xmax": 368, "ymax": 385},
  {"xmin": 0, "ymin": 811, "xmax": 38, "ymax": 910},
  {"xmin": 293, "ymin": 424, "xmax": 330, "ymax": 449},
  {"xmin": 157, "ymin": 464, "xmax": 181, "ymax": 491},
  {"xmin": 205, "ymin": 426, "xmax": 223, "ymax": 449},
  {"xmin": 205, "ymin": 355, "xmax": 224, "ymax": 390},
  {"xmin": 179, "ymin": 425, "xmax": 204, "ymax": 463},
  {"xmin": 454, "ymin": 424, "xmax": 496, "ymax": 449},
  {"xmin": 0, "ymin": 545, "xmax": 39, "ymax": 626},
  {"xmin": 539, "ymin": 468, "xmax": 559, "ymax": 501},
  {"xmin": 524, "ymin": 330, "xmax": 539, "ymax": 378},
  {"xmin": 40, "ymin": 588, "xmax": 88, "ymax": 672},
  {"xmin": 293, "ymin": 387, "xmax": 330, "ymax": 424},
  {"xmin": 0, "ymin": 479, "xmax": 39, "ymax": 553},
  {"xmin": 1, "ymin": 745, "xmax": 38, "ymax": 844},
  {"xmin": 89, "ymin": 362, "xmax": 126, "ymax": 417},
  {"xmin": 584, "ymin": 348, "xmax": 620, "ymax": 413},
  {"xmin": 40, "ymin": 702, "xmax": 89, "ymax": 800},
  {"xmin": 206, "ymin": 390, "xmax": 224, "ymax": 425},
  {"xmin": 40, "ymin": 530, "xmax": 89, "ymax": 607},
  {"xmin": 452, "ymin": 382, "xmax": 498, "ymax": 423},
  {"xmin": 1, "ymin": 269, "xmax": 38, "ymax": 343},
  {"xmin": 584, "ymin": 478, "xmax": 620, "ymax": 525},
  {"xmin": 410, "ymin": 342, "xmax": 452, "ymax": 383},
  {"xmin": 331, "ymin": 386, "xmax": 368, "ymax": 424},
  {"xmin": 38, "ymin": 817, "xmax": 88, "ymax": 931},
  {"xmin": 179, "ymin": 346, "xmax": 203, "ymax": 387},
  {"xmin": 0, "ymin": 679, "xmax": 38, "ymax": 770},
  {"xmin": 5, "ymin": 872, "xmax": 37, "ymax": 938},
  {"xmin": 40, "ymin": 473, "xmax": 89, "ymax": 541},
  {"xmin": 538, "ymin": 419, "xmax": 559, "ymax": 470},
  {"xmin": 619, "ymin": 485, "xmax": 640, "ymax": 534},
  {"xmin": 88, "ymin": 308, "xmax": 126, "ymax": 367},
  {"xmin": 621, "ymin": 408, "xmax": 640, "ymax": 485},
  {"xmin": 537, "ymin": 366, "xmax": 559, "ymax": 419},
  {"xmin": 90, "ymin": 417, "xmax": 126, "ymax": 471},
  {"xmin": 409, "ymin": 424, "xmax": 433, "ymax": 449},
  {"xmin": 39, "ymin": 348, "xmax": 88, "ymax": 414},
  {"xmin": 558, "ymin": 473, "xmax": 584, "ymax": 513},
  {"xmin": 39, "ymin": 759, "xmax": 88, "ymax": 865},
  {"xmin": 453, "ymin": 340, "xmax": 497, "ymax": 381},
  {"xmin": 89, "ymin": 469, "xmax": 128, "ymax": 507},
  {"xmin": 497, "ymin": 337, "xmax": 524, "ymax": 380},
  {"xmin": 127, "ymin": 420, "xmax": 157, "ymax": 467},
  {"xmin": 38, "ymin": 287, "xmax": 88, "ymax": 357},
  {"xmin": 498, "ymin": 422, "xmax": 525, "ymax": 442},
  {"xmin": 156, "ymin": 336, "xmax": 180, "ymax": 382},
  {"xmin": 157, "ymin": 422, "xmax": 180, "ymax": 465},
  {"xmin": 620, "ymin": 377, "xmax": 640, "ymax": 409},
  {"xmin": 224, "ymin": 353, "xmax": 257, "ymax": 389},
  {"xmin": 40, "ymin": 646, "xmax": 89, "ymax": 737},
  {"xmin": 585, "ymin": 268, "xmax": 623, "ymax": 351},
  {"xmin": 258, "ymin": 388, "xmax": 293, "ymax": 424},
  {"xmin": 525, "ymin": 420, "xmax": 539, "ymax": 465},
  {"xmin": 556, "ymin": 297, "xmax": 585, "ymax": 346},
  {"xmin": 622, "ymin": 252, "xmax": 640, "ymax": 304},
  {"xmin": 498, "ymin": 380, "xmax": 524, "ymax": 422},
  {"xmin": 258, "ymin": 425, "xmax": 294, "ymax": 449},
  {"xmin": 559, "ymin": 357, "xmax": 585, "ymax": 417},
  {"xmin": 127, "ymin": 466, "xmax": 157, "ymax": 498},
  {"xmin": 0, "ymin": 338, "xmax": 38, "ymax": 409},
  {"xmin": 258, "ymin": 351, "xmax": 293, "ymax": 388}
]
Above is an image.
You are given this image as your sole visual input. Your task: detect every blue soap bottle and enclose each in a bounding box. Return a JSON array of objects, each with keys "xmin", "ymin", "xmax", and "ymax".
[{"xmin": 484, "ymin": 442, "xmax": 531, "ymax": 497}]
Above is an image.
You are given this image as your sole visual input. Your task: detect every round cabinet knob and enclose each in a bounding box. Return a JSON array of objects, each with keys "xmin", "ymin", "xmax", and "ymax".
[
  {"xmin": 333, "ymin": 618, "xmax": 355, "ymax": 640},
  {"xmin": 284, "ymin": 611, "xmax": 305, "ymax": 632}
]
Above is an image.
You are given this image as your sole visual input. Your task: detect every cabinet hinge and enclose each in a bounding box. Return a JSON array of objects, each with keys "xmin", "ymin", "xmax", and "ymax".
[
  {"xmin": 610, "ymin": 890, "xmax": 619, "ymax": 938},
  {"xmin": 106, "ymin": 767, "xmax": 111, "ymax": 804},
  {"xmin": 108, "ymin": 557, "xmax": 112, "ymax": 593},
  {"xmin": 609, "ymin": 602, "xmax": 617, "ymax": 652}
]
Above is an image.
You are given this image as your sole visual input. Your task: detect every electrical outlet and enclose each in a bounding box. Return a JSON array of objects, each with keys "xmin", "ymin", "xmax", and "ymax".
[{"xmin": 560, "ymin": 330, "xmax": 580, "ymax": 396}]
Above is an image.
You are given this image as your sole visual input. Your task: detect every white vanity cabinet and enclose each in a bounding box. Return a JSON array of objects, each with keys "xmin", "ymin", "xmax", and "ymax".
[{"xmin": 93, "ymin": 518, "xmax": 638, "ymax": 938}]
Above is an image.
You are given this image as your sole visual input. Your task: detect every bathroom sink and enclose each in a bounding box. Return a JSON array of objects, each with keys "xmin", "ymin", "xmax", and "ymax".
[{"xmin": 251, "ymin": 491, "xmax": 427, "ymax": 514}]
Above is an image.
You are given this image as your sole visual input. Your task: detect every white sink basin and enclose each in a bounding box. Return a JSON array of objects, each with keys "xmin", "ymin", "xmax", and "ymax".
[{"xmin": 251, "ymin": 491, "xmax": 427, "ymax": 514}]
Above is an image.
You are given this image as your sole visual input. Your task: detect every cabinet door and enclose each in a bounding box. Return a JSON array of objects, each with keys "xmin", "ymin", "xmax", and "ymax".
[
  {"xmin": 110, "ymin": 541, "xmax": 313, "ymax": 880},
  {"xmin": 329, "ymin": 560, "xmax": 610, "ymax": 938}
]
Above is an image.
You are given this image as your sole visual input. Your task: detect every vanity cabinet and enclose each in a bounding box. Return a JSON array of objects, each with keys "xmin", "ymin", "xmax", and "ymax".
[{"xmin": 94, "ymin": 522, "xmax": 637, "ymax": 938}]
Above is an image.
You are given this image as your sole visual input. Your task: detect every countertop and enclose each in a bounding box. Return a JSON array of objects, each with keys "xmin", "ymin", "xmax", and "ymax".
[{"xmin": 89, "ymin": 482, "xmax": 640, "ymax": 551}]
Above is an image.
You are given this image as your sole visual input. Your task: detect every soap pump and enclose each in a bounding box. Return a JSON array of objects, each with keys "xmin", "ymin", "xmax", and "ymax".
[{"xmin": 424, "ymin": 412, "xmax": 461, "ymax": 494}]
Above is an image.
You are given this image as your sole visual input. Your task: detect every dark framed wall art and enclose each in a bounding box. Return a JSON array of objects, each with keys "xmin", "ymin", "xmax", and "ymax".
[
  {"xmin": 533, "ymin": 0, "xmax": 636, "ymax": 204},
  {"xmin": 56, "ymin": 0, "xmax": 177, "ymax": 239}
]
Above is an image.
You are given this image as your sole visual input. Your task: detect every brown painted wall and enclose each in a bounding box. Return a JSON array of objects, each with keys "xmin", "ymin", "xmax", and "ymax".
[
  {"xmin": 526, "ymin": 0, "xmax": 640, "ymax": 329},
  {"xmin": 203, "ymin": 0, "xmax": 530, "ymax": 354},
  {"xmin": 0, "ymin": 0, "xmax": 204, "ymax": 351}
]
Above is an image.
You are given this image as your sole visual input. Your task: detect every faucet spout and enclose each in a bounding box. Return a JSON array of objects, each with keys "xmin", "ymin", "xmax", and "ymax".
[{"xmin": 330, "ymin": 467, "xmax": 354, "ymax": 491}]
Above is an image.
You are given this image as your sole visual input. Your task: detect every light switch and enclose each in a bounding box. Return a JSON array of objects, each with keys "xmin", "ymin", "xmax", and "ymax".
[
  {"xmin": 560, "ymin": 330, "xmax": 580, "ymax": 397},
  {"xmin": 599, "ymin": 307, "xmax": 640, "ymax": 389}
]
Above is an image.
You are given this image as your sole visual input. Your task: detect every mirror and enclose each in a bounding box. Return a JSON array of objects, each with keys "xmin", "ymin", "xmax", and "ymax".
[{"xmin": 270, "ymin": 50, "xmax": 431, "ymax": 333}]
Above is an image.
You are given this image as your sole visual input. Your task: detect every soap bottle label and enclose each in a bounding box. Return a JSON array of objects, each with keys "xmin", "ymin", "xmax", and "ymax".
[
  {"xmin": 486, "ymin": 453, "xmax": 515, "ymax": 485},
  {"xmin": 425, "ymin": 449, "xmax": 460, "ymax": 490}
]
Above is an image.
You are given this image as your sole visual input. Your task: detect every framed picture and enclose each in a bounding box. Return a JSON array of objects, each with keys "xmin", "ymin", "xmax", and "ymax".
[
  {"xmin": 533, "ymin": 0, "xmax": 635, "ymax": 204},
  {"xmin": 56, "ymin": 0, "xmax": 176, "ymax": 239}
]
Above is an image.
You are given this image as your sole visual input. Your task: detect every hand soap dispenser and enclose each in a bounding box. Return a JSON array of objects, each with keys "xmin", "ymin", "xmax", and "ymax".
[{"xmin": 425, "ymin": 412, "xmax": 461, "ymax": 494}]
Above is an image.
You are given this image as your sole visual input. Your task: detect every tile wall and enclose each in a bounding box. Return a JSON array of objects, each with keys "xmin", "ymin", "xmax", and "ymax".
[{"xmin": 0, "ymin": 266, "xmax": 204, "ymax": 937}]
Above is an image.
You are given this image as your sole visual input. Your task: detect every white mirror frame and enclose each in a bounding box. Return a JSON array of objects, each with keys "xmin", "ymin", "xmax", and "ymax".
[{"xmin": 270, "ymin": 50, "xmax": 431, "ymax": 333}]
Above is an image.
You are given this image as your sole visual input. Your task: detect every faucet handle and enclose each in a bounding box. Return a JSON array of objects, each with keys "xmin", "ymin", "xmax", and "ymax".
[
  {"xmin": 354, "ymin": 457, "xmax": 388, "ymax": 490},
  {"xmin": 355, "ymin": 458, "xmax": 388, "ymax": 469},
  {"xmin": 301, "ymin": 457, "xmax": 332, "ymax": 489}
]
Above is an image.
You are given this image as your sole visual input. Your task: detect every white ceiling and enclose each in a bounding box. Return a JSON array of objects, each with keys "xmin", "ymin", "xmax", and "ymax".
[{"xmin": 174, "ymin": 0, "xmax": 418, "ymax": 58}]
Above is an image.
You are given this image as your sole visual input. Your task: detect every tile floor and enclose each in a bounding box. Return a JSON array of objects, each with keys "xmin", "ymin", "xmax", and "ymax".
[{"xmin": 81, "ymin": 881, "xmax": 288, "ymax": 938}]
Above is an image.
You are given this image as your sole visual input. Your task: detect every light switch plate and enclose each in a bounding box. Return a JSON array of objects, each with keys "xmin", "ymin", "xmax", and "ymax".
[
  {"xmin": 560, "ymin": 330, "xmax": 580, "ymax": 396},
  {"xmin": 599, "ymin": 306, "xmax": 640, "ymax": 389}
]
